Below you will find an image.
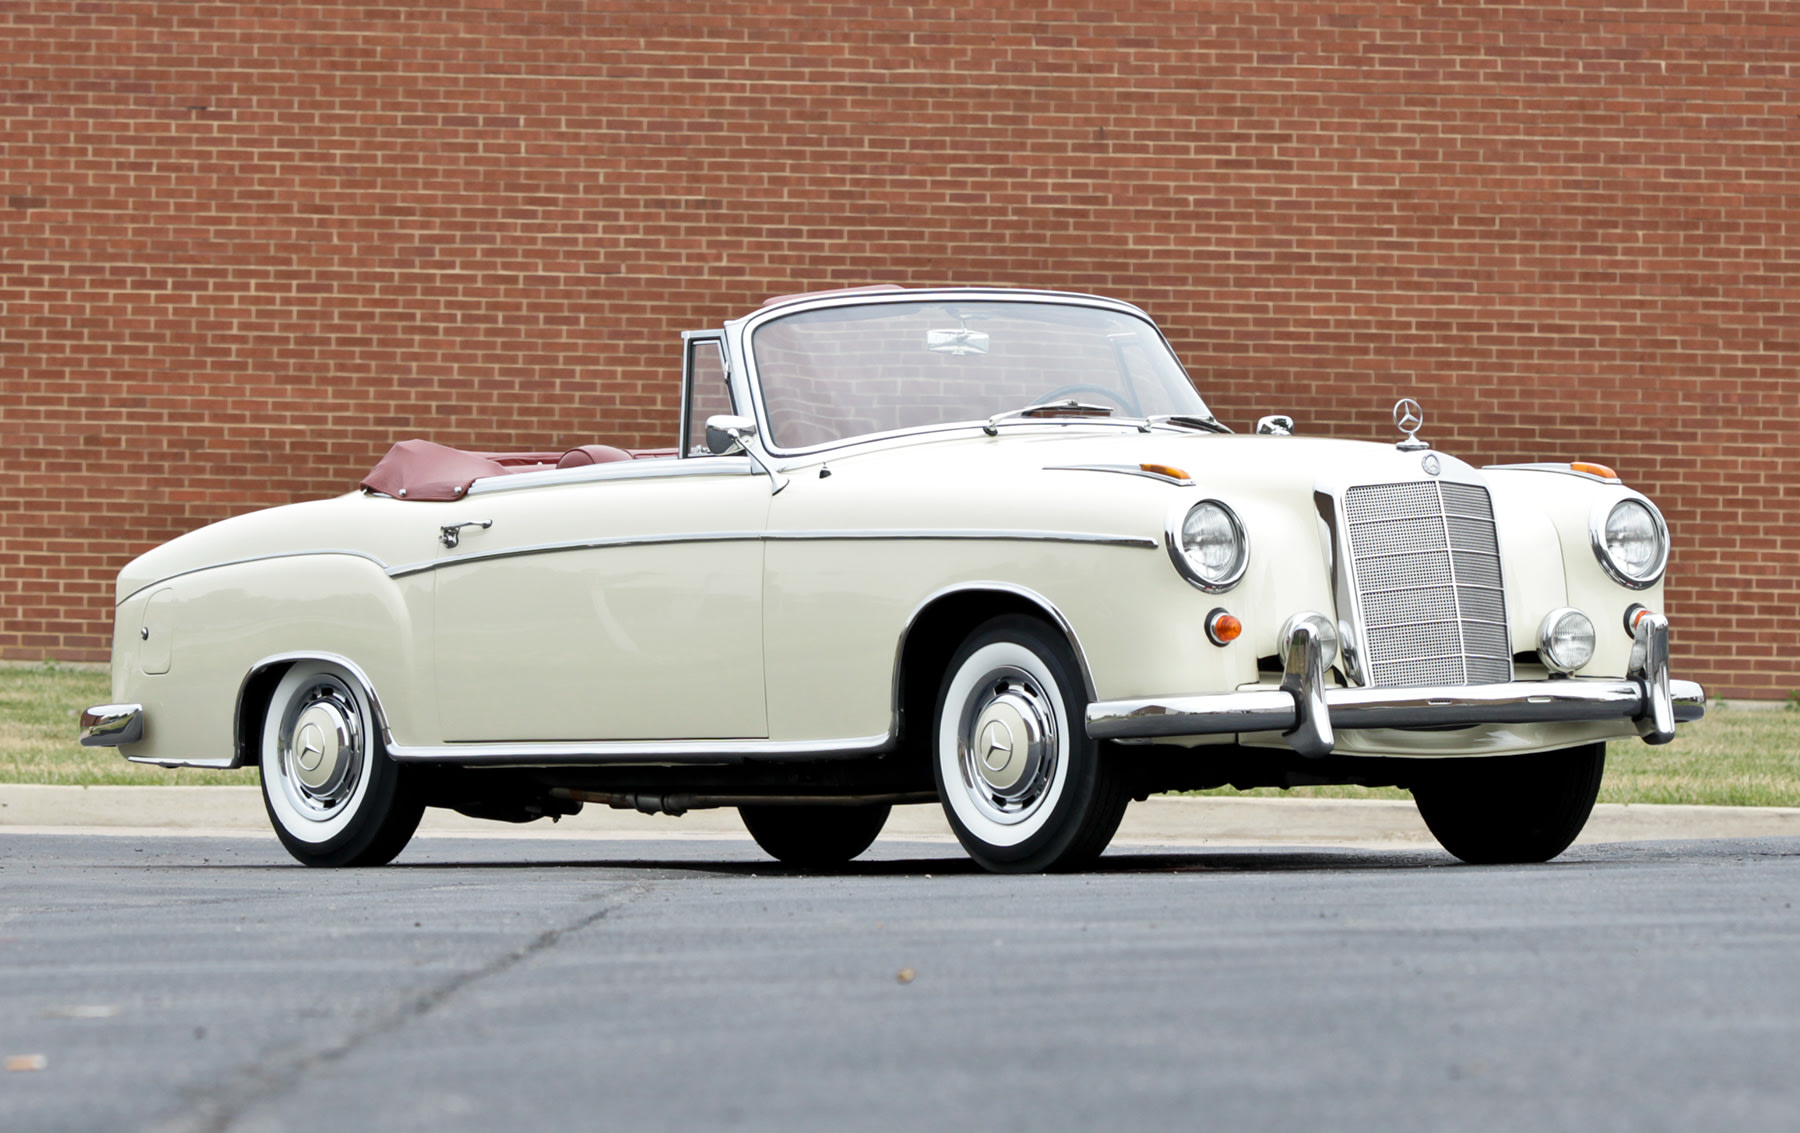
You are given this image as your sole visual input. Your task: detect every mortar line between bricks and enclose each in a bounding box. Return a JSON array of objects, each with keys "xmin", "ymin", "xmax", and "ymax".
[{"xmin": 147, "ymin": 883, "xmax": 652, "ymax": 1133}]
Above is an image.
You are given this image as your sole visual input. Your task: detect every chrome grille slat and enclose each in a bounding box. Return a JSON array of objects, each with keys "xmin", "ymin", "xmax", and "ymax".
[{"xmin": 1343, "ymin": 480, "xmax": 1512, "ymax": 688}]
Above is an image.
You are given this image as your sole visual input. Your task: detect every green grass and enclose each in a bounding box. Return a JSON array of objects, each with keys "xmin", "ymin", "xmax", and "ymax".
[
  {"xmin": 1187, "ymin": 701, "xmax": 1800, "ymax": 807},
  {"xmin": 2, "ymin": 665, "xmax": 1795, "ymax": 803},
  {"xmin": 1598, "ymin": 704, "xmax": 1800, "ymax": 807},
  {"xmin": 0, "ymin": 663, "xmax": 257, "ymax": 786}
]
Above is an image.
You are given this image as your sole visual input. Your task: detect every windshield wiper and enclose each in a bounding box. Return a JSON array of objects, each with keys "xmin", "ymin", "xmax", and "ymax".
[
  {"xmin": 984, "ymin": 399, "xmax": 1116, "ymax": 436},
  {"xmin": 1146, "ymin": 413, "xmax": 1231, "ymax": 435}
]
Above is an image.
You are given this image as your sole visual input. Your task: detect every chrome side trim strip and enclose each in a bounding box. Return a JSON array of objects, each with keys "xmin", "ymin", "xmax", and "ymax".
[
  {"xmin": 386, "ymin": 733, "xmax": 896, "ymax": 766},
  {"xmin": 1087, "ymin": 677, "xmax": 1707, "ymax": 748},
  {"xmin": 128, "ymin": 528, "xmax": 1154, "ymax": 592},
  {"xmin": 759, "ymin": 529, "xmax": 1158, "ymax": 548},
  {"xmin": 119, "ymin": 550, "xmax": 392, "ymax": 607},
  {"xmin": 1045, "ymin": 464, "xmax": 1195, "ymax": 487},
  {"xmin": 79, "ymin": 704, "xmax": 144, "ymax": 747},
  {"xmin": 388, "ymin": 532, "xmax": 766, "ymax": 577},
  {"xmin": 389, "ymin": 529, "xmax": 1157, "ymax": 578},
  {"xmin": 1484, "ymin": 462, "xmax": 1621, "ymax": 484}
]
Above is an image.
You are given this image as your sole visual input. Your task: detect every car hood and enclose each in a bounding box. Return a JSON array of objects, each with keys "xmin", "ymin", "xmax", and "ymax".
[{"xmin": 794, "ymin": 427, "xmax": 1480, "ymax": 508}]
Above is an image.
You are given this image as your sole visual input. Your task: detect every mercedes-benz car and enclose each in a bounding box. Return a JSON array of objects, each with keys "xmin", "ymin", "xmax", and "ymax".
[{"xmin": 81, "ymin": 285, "xmax": 1704, "ymax": 872}]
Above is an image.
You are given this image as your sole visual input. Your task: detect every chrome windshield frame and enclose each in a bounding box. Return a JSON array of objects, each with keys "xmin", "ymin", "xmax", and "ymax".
[{"xmin": 727, "ymin": 288, "xmax": 1217, "ymax": 460}]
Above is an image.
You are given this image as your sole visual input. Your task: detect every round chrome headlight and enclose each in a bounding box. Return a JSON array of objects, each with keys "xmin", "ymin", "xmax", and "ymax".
[
  {"xmin": 1167, "ymin": 500, "xmax": 1248, "ymax": 592},
  {"xmin": 1591, "ymin": 496, "xmax": 1669, "ymax": 589},
  {"xmin": 1537, "ymin": 607, "xmax": 1596, "ymax": 673}
]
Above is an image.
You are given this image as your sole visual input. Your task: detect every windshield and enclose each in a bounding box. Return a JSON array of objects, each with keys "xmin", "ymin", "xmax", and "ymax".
[{"xmin": 751, "ymin": 299, "xmax": 1214, "ymax": 450}]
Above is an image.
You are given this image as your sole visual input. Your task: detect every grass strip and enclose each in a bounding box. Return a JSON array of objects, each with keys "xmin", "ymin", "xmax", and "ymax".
[
  {"xmin": 1188, "ymin": 703, "xmax": 1800, "ymax": 806},
  {"xmin": 0, "ymin": 664, "xmax": 257, "ymax": 786},
  {"xmin": 2, "ymin": 665, "xmax": 1795, "ymax": 803}
]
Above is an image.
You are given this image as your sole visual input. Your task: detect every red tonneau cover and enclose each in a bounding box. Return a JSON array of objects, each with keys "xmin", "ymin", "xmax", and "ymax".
[
  {"xmin": 360, "ymin": 439, "xmax": 557, "ymax": 501},
  {"xmin": 361, "ymin": 439, "xmax": 676, "ymax": 500}
]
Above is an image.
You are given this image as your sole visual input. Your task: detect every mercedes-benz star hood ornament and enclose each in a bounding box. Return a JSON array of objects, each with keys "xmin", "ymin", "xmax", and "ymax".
[{"xmin": 1393, "ymin": 397, "xmax": 1429, "ymax": 452}]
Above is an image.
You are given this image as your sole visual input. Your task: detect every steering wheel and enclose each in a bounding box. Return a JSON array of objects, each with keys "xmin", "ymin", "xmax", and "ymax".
[{"xmin": 1038, "ymin": 383, "xmax": 1141, "ymax": 417}]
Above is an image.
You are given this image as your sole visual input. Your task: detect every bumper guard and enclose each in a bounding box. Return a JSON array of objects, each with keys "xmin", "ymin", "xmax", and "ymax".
[{"xmin": 79, "ymin": 704, "xmax": 145, "ymax": 747}]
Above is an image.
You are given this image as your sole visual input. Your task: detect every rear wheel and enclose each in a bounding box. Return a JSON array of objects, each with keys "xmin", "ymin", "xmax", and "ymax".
[
  {"xmin": 259, "ymin": 661, "xmax": 423, "ymax": 868},
  {"xmin": 933, "ymin": 615, "xmax": 1129, "ymax": 873},
  {"xmin": 1412, "ymin": 743, "xmax": 1606, "ymax": 865},
  {"xmin": 739, "ymin": 803, "xmax": 891, "ymax": 867}
]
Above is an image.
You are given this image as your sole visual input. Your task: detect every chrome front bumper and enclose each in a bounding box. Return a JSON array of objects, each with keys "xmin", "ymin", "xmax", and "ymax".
[
  {"xmin": 79, "ymin": 704, "xmax": 145, "ymax": 747},
  {"xmin": 1086, "ymin": 612, "xmax": 1703, "ymax": 757}
]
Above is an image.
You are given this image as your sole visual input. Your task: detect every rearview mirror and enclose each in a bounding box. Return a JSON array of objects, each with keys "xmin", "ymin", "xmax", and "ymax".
[
  {"xmin": 927, "ymin": 327, "xmax": 990, "ymax": 356},
  {"xmin": 705, "ymin": 414, "xmax": 757, "ymax": 456}
]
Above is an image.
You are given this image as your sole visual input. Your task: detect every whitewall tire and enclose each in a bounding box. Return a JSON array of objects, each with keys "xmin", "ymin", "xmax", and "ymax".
[
  {"xmin": 259, "ymin": 660, "xmax": 423, "ymax": 867},
  {"xmin": 933, "ymin": 615, "xmax": 1128, "ymax": 873}
]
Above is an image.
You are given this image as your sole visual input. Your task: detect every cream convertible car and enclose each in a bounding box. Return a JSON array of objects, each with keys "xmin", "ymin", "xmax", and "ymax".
[{"xmin": 83, "ymin": 287, "xmax": 1703, "ymax": 872}]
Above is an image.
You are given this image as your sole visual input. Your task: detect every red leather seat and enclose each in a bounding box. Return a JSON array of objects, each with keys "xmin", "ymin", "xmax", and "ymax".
[{"xmin": 557, "ymin": 444, "xmax": 634, "ymax": 469}]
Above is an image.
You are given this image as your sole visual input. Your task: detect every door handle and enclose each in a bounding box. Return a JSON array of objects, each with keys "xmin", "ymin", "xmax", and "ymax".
[{"xmin": 440, "ymin": 520, "xmax": 492, "ymax": 549}]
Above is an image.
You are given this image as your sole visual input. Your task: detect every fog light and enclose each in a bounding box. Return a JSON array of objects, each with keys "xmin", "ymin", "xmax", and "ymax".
[
  {"xmin": 1538, "ymin": 608, "xmax": 1596, "ymax": 673},
  {"xmin": 1281, "ymin": 612, "xmax": 1339, "ymax": 668},
  {"xmin": 1205, "ymin": 609, "xmax": 1242, "ymax": 646}
]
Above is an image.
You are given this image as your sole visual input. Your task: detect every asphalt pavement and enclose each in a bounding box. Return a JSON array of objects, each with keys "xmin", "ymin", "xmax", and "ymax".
[
  {"xmin": 3, "ymin": 827, "xmax": 1798, "ymax": 1132},
  {"xmin": 5, "ymin": 784, "xmax": 1799, "ymax": 845}
]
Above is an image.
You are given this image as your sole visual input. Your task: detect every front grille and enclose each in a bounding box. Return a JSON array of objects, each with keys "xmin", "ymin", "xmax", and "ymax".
[{"xmin": 1342, "ymin": 481, "xmax": 1512, "ymax": 688}]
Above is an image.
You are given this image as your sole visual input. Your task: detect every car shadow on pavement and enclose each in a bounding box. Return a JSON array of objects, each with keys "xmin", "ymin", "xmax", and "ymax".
[{"xmin": 369, "ymin": 844, "xmax": 1458, "ymax": 876}]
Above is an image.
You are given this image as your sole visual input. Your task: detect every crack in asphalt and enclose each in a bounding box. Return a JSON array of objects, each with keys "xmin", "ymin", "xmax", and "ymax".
[{"xmin": 148, "ymin": 883, "xmax": 650, "ymax": 1133}]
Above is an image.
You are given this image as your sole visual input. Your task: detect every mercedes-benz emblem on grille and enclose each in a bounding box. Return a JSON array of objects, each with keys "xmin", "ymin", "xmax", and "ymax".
[
  {"xmin": 1393, "ymin": 397, "xmax": 1429, "ymax": 451},
  {"xmin": 1422, "ymin": 454, "xmax": 1442, "ymax": 476}
]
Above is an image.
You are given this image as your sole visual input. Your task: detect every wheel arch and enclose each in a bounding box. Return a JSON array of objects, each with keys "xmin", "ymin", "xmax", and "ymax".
[
  {"xmin": 233, "ymin": 652, "xmax": 396, "ymax": 768},
  {"xmin": 892, "ymin": 584, "xmax": 1095, "ymax": 758}
]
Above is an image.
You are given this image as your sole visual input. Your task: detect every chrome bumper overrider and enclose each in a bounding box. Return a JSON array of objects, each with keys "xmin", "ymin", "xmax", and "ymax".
[
  {"xmin": 1086, "ymin": 612, "xmax": 1703, "ymax": 757},
  {"xmin": 79, "ymin": 704, "xmax": 145, "ymax": 747}
]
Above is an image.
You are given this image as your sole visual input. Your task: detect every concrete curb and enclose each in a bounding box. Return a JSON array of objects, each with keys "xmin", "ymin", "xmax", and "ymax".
[{"xmin": 3, "ymin": 784, "xmax": 1796, "ymax": 846}]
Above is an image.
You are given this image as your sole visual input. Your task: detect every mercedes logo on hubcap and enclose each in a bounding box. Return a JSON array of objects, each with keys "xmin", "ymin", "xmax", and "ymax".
[
  {"xmin": 980, "ymin": 719, "xmax": 1015, "ymax": 772},
  {"xmin": 296, "ymin": 722, "xmax": 327, "ymax": 772}
]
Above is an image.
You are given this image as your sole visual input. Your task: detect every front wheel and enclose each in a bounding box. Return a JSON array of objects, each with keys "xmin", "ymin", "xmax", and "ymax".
[
  {"xmin": 259, "ymin": 661, "xmax": 424, "ymax": 867},
  {"xmin": 933, "ymin": 615, "xmax": 1129, "ymax": 873},
  {"xmin": 1411, "ymin": 743, "xmax": 1606, "ymax": 865},
  {"xmin": 739, "ymin": 803, "xmax": 891, "ymax": 867}
]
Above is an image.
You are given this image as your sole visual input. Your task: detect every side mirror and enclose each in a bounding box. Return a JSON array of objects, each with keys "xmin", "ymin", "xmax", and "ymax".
[
  {"xmin": 705, "ymin": 414, "xmax": 757, "ymax": 456},
  {"xmin": 1255, "ymin": 414, "xmax": 1295, "ymax": 437}
]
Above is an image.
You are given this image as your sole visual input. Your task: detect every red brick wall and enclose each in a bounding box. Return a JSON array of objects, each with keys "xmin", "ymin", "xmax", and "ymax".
[{"xmin": 3, "ymin": 1, "xmax": 1795, "ymax": 697}]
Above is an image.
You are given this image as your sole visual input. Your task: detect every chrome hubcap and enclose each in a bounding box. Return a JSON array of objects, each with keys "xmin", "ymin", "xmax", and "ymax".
[
  {"xmin": 278, "ymin": 678, "xmax": 364, "ymax": 820},
  {"xmin": 958, "ymin": 670, "xmax": 1058, "ymax": 825}
]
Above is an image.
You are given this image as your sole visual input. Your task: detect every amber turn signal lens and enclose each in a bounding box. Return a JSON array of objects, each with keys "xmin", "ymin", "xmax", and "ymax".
[
  {"xmin": 1623, "ymin": 603, "xmax": 1655, "ymax": 634},
  {"xmin": 1205, "ymin": 609, "xmax": 1242, "ymax": 646},
  {"xmin": 1571, "ymin": 461, "xmax": 1619, "ymax": 480},
  {"xmin": 1140, "ymin": 463, "xmax": 1190, "ymax": 481}
]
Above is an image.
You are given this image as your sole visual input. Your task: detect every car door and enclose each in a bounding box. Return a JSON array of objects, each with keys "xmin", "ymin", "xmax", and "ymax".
[
  {"xmin": 429, "ymin": 337, "xmax": 770, "ymax": 743},
  {"xmin": 428, "ymin": 464, "xmax": 770, "ymax": 742}
]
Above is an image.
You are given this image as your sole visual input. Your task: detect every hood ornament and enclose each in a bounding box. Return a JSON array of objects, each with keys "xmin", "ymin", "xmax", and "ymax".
[{"xmin": 1393, "ymin": 397, "xmax": 1429, "ymax": 452}]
